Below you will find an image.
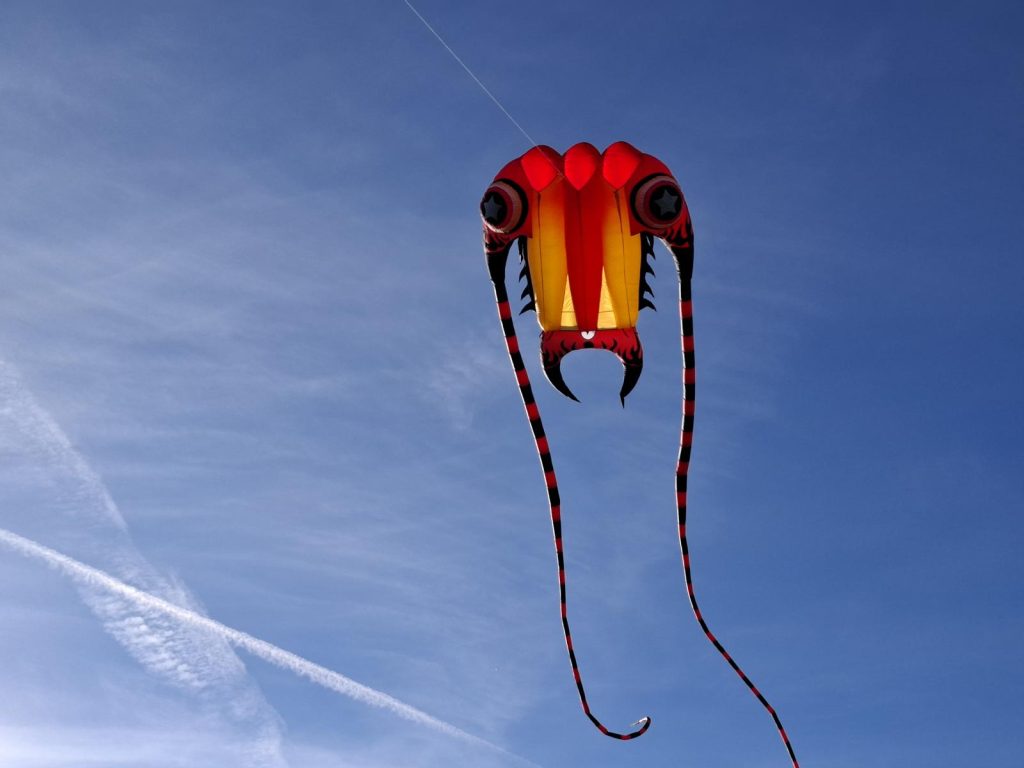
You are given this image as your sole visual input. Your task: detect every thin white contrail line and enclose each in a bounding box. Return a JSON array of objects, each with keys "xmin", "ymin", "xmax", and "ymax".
[
  {"xmin": 402, "ymin": 0, "xmax": 539, "ymax": 148},
  {"xmin": 1, "ymin": 359, "xmax": 287, "ymax": 766},
  {"xmin": 0, "ymin": 527, "xmax": 530, "ymax": 764}
]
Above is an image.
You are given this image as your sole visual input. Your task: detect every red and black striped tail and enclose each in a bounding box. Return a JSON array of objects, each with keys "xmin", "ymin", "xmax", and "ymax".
[
  {"xmin": 674, "ymin": 277, "xmax": 800, "ymax": 768},
  {"xmin": 489, "ymin": 251, "xmax": 651, "ymax": 741}
]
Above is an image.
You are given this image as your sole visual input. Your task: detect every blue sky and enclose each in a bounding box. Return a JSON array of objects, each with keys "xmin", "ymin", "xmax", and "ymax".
[{"xmin": 1, "ymin": 1, "xmax": 1022, "ymax": 766}]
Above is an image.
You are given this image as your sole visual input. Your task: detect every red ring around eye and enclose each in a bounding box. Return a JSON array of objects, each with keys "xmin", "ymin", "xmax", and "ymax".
[
  {"xmin": 631, "ymin": 174, "xmax": 684, "ymax": 230},
  {"xmin": 481, "ymin": 180, "xmax": 527, "ymax": 234}
]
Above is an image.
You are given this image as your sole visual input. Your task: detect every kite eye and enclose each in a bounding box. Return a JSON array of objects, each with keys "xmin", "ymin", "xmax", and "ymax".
[
  {"xmin": 481, "ymin": 180, "xmax": 527, "ymax": 234},
  {"xmin": 631, "ymin": 174, "xmax": 684, "ymax": 231}
]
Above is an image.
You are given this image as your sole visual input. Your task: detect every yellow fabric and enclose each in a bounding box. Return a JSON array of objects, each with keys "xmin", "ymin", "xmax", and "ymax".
[
  {"xmin": 600, "ymin": 189, "xmax": 641, "ymax": 328},
  {"xmin": 526, "ymin": 179, "xmax": 642, "ymax": 331},
  {"xmin": 528, "ymin": 181, "xmax": 568, "ymax": 330}
]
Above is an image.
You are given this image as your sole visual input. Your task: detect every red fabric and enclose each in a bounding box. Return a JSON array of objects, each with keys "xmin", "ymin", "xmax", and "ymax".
[
  {"xmin": 602, "ymin": 141, "xmax": 642, "ymax": 189},
  {"xmin": 519, "ymin": 145, "xmax": 561, "ymax": 190},
  {"xmin": 563, "ymin": 142, "xmax": 600, "ymax": 190},
  {"xmin": 540, "ymin": 327, "xmax": 642, "ymax": 363}
]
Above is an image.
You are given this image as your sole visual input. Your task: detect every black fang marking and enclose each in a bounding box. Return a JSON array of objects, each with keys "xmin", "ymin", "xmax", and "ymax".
[
  {"xmin": 639, "ymin": 233, "xmax": 657, "ymax": 312},
  {"xmin": 516, "ymin": 237, "xmax": 537, "ymax": 313}
]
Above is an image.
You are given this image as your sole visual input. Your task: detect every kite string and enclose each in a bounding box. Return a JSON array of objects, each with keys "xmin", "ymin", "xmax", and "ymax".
[
  {"xmin": 402, "ymin": 0, "xmax": 564, "ymax": 180},
  {"xmin": 401, "ymin": 0, "xmax": 540, "ymax": 148}
]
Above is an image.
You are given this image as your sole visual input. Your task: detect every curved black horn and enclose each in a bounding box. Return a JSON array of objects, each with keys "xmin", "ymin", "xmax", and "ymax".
[
  {"xmin": 614, "ymin": 336, "xmax": 645, "ymax": 406},
  {"xmin": 542, "ymin": 357, "xmax": 580, "ymax": 402},
  {"xmin": 618, "ymin": 357, "xmax": 643, "ymax": 405}
]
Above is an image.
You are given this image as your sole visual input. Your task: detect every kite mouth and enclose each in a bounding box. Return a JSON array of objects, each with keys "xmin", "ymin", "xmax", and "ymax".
[{"xmin": 540, "ymin": 328, "xmax": 644, "ymax": 405}]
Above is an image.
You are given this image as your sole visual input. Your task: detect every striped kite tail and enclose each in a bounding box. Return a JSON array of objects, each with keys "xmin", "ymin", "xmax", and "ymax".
[
  {"xmin": 488, "ymin": 247, "xmax": 651, "ymax": 741},
  {"xmin": 673, "ymin": 266, "xmax": 800, "ymax": 767}
]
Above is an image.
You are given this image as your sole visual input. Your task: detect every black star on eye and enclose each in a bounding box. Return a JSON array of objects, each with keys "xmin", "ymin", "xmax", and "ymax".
[
  {"xmin": 481, "ymin": 193, "xmax": 506, "ymax": 224},
  {"xmin": 653, "ymin": 188, "xmax": 680, "ymax": 218}
]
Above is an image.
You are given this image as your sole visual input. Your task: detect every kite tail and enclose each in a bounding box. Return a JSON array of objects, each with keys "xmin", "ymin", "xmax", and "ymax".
[
  {"xmin": 672, "ymin": 250, "xmax": 800, "ymax": 768},
  {"xmin": 487, "ymin": 247, "xmax": 651, "ymax": 741}
]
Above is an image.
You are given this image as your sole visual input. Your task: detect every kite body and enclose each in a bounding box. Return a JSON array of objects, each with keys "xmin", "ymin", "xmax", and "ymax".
[
  {"xmin": 479, "ymin": 142, "xmax": 799, "ymax": 766},
  {"xmin": 481, "ymin": 141, "xmax": 691, "ymax": 402}
]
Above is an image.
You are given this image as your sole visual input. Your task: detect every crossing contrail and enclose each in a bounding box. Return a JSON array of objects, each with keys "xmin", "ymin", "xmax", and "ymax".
[
  {"xmin": 0, "ymin": 526, "xmax": 525, "ymax": 762},
  {"xmin": 0, "ymin": 357, "xmax": 288, "ymax": 765}
]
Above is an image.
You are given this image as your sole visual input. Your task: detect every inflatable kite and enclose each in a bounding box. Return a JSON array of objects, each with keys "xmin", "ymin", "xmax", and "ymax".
[{"xmin": 480, "ymin": 141, "xmax": 799, "ymax": 766}]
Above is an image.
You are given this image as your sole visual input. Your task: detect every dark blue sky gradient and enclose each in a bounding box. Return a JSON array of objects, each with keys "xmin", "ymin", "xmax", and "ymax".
[{"xmin": 0, "ymin": 2, "xmax": 1021, "ymax": 766}]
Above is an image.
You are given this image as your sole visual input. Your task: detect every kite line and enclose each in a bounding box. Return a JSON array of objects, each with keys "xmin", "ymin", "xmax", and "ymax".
[{"xmin": 401, "ymin": 0, "xmax": 539, "ymax": 148}]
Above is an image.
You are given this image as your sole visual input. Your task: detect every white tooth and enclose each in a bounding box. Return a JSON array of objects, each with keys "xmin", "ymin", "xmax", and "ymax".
[{"xmin": 581, "ymin": 330, "xmax": 596, "ymax": 340}]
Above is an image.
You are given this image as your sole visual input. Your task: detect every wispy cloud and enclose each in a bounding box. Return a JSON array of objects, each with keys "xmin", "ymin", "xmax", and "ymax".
[
  {"xmin": 0, "ymin": 526, "xmax": 535, "ymax": 766},
  {"xmin": 0, "ymin": 360, "xmax": 125, "ymax": 529},
  {"xmin": 0, "ymin": 724, "xmax": 270, "ymax": 768},
  {"xmin": 0, "ymin": 358, "xmax": 287, "ymax": 766},
  {"xmin": 424, "ymin": 331, "xmax": 509, "ymax": 430}
]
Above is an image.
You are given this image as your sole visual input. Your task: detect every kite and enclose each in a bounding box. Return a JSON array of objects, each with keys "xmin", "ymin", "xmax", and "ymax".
[{"xmin": 480, "ymin": 141, "xmax": 799, "ymax": 766}]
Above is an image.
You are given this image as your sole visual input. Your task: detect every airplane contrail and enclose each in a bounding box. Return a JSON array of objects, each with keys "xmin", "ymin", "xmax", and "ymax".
[
  {"xmin": 1, "ymin": 358, "xmax": 288, "ymax": 766},
  {"xmin": 0, "ymin": 526, "xmax": 527, "ymax": 763}
]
